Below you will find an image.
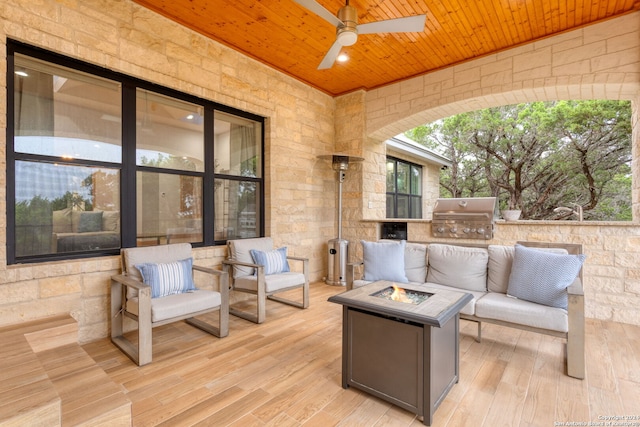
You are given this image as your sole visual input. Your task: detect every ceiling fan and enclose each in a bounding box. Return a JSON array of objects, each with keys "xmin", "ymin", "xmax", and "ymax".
[{"xmin": 293, "ymin": 0, "xmax": 426, "ymax": 69}]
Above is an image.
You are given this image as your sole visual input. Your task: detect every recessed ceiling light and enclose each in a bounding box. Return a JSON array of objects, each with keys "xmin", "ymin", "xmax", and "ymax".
[
  {"xmin": 337, "ymin": 53, "xmax": 349, "ymax": 63},
  {"xmin": 185, "ymin": 114, "xmax": 195, "ymax": 120},
  {"xmin": 15, "ymin": 70, "xmax": 28, "ymax": 77}
]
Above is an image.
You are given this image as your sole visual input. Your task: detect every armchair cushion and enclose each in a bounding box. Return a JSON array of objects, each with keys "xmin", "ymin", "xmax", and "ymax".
[
  {"xmin": 126, "ymin": 290, "xmax": 221, "ymax": 322},
  {"xmin": 361, "ymin": 240, "xmax": 408, "ymax": 283},
  {"xmin": 229, "ymin": 237, "xmax": 275, "ymax": 278},
  {"xmin": 507, "ymin": 244, "xmax": 586, "ymax": 309},
  {"xmin": 234, "ymin": 272, "xmax": 306, "ymax": 293},
  {"xmin": 250, "ymin": 247, "xmax": 290, "ymax": 275},
  {"xmin": 135, "ymin": 257, "xmax": 196, "ymax": 298}
]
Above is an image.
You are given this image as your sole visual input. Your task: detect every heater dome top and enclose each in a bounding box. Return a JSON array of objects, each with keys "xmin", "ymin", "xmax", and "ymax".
[{"xmin": 318, "ymin": 154, "xmax": 364, "ymax": 170}]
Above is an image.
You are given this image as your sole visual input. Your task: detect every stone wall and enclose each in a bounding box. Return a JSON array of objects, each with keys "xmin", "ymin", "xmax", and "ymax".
[{"xmin": 0, "ymin": 0, "xmax": 335, "ymax": 342}]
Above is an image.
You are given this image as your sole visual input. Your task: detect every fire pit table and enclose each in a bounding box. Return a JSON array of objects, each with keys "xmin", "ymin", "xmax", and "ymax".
[{"xmin": 328, "ymin": 280, "xmax": 473, "ymax": 425}]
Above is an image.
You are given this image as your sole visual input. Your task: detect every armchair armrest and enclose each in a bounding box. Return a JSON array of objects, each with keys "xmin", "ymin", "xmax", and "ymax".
[
  {"xmin": 567, "ymin": 277, "xmax": 583, "ymax": 296},
  {"xmin": 287, "ymin": 256, "xmax": 309, "ymax": 276},
  {"xmin": 222, "ymin": 259, "xmax": 261, "ymax": 269},
  {"xmin": 111, "ymin": 274, "xmax": 150, "ymax": 292},
  {"xmin": 346, "ymin": 261, "xmax": 364, "ymax": 290},
  {"xmin": 193, "ymin": 264, "xmax": 229, "ymax": 297}
]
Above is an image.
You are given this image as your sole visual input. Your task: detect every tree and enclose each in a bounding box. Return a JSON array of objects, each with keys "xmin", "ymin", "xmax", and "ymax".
[{"xmin": 406, "ymin": 101, "xmax": 632, "ymax": 220}]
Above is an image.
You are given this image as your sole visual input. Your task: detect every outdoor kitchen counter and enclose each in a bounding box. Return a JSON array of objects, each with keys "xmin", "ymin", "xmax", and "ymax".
[{"xmin": 329, "ymin": 281, "xmax": 473, "ymax": 426}]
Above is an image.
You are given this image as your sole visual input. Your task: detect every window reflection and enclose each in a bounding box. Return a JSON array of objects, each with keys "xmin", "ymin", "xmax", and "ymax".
[
  {"xmin": 15, "ymin": 161, "xmax": 120, "ymax": 256},
  {"xmin": 14, "ymin": 54, "xmax": 121, "ymax": 163},
  {"xmin": 136, "ymin": 172, "xmax": 203, "ymax": 246},
  {"xmin": 214, "ymin": 112, "xmax": 261, "ymax": 178},
  {"xmin": 214, "ymin": 179, "xmax": 260, "ymax": 240},
  {"xmin": 136, "ymin": 89, "xmax": 204, "ymax": 172}
]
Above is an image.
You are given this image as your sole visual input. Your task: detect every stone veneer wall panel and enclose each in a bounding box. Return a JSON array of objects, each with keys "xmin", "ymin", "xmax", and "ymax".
[
  {"xmin": 337, "ymin": 12, "xmax": 640, "ymax": 326},
  {"xmin": 0, "ymin": 0, "xmax": 335, "ymax": 342}
]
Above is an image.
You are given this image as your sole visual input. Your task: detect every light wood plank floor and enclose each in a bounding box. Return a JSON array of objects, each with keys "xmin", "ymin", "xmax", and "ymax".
[{"xmin": 83, "ymin": 282, "xmax": 640, "ymax": 426}]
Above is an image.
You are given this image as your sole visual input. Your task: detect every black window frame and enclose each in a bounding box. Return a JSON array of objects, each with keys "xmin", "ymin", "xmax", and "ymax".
[
  {"xmin": 6, "ymin": 40, "xmax": 265, "ymax": 264},
  {"xmin": 386, "ymin": 156, "xmax": 423, "ymax": 219}
]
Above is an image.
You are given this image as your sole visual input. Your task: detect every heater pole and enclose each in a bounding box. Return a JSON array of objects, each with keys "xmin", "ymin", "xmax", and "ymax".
[{"xmin": 337, "ymin": 170, "xmax": 345, "ymax": 240}]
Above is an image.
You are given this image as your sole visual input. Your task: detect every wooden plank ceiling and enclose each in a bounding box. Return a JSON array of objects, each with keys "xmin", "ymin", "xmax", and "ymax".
[{"xmin": 133, "ymin": 0, "xmax": 640, "ymax": 96}]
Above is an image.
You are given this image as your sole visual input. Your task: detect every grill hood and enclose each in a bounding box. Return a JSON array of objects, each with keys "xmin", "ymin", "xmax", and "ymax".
[{"xmin": 432, "ymin": 197, "xmax": 497, "ymax": 240}]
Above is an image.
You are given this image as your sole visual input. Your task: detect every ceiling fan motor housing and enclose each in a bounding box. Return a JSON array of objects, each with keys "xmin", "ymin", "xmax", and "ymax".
[{"xmin": 337, "ymin": 5, "xmax": 358, "ymax": 46}]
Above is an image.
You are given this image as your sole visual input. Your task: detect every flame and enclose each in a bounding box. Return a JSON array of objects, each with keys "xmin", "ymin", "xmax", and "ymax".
[{"xmin": 390, "ymin": 284, "xmax": 412, "ymax": 303}]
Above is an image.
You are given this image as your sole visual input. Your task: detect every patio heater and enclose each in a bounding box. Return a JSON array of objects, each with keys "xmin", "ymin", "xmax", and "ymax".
[{"xmin": 318, "ymin": 154, "xmax": 364, "ymax": 286}]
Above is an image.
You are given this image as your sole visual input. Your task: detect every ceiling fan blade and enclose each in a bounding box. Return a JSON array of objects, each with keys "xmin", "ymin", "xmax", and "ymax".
[
  {"xmin": 293, "ymin": 0, "xmax": 343, "ymax": 28},
  {"xmin": 358, "ymin": 14, "xmax": 426, "ymax": 35},
  {"xmin": 318, "ymin": 40, "xmax": 343, "ymax": 69}
]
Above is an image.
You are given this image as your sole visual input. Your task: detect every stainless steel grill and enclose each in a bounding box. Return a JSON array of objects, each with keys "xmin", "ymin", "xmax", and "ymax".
[{"xmin": 432, "ymin": 197, "xmax": 497, "ymax": 240}]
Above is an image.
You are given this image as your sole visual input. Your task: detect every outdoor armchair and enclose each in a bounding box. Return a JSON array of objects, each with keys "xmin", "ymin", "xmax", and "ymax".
[
  {"xmin": 223, "ymin": 237, "xmax": 309, "ymax": 324},
  {"xmin": 110, "ymin": 243, "xmax": 229, "ymax": 365}
]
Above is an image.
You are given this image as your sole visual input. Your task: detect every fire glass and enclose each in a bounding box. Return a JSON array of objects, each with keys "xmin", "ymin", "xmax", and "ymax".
[{"xmin": 372, "ymin": 285, "xmax": 431, "ymax": 305}]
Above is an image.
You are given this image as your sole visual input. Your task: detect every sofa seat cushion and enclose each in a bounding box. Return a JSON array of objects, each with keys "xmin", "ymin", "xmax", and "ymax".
[
  {"xmin": 423, "ymin": 282, "xmax": 485, "ymax": 316},
  {"xmin": 234, "ymin": 272, "xmax": 305, "ymax": 293},
  {"xmin": 127, "ymin": 290, "xmax": 221, "ymax": 323},
  {"xmin": 427, "ymin": 244, "xmax": 488, "ymax": 292},
  {"xmin": 475, "ymin": 293, "xmax": 568, "ymax": 333}
]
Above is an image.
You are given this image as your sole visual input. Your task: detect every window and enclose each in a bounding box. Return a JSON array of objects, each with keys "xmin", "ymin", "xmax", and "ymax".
[
  {"xmin": 135, "ymin": 89, "xmax": 204, "ymax": 246},
  {"xmin": 12, "ymin": 54, "xmax": 122, "ymax": 259},
  {"xmin": 386, "ymin": 157, "xmax": 422, "ymax": 218},
  {"xmin": 213, "ymin": 112, "xmax": 262, "ymax": 240},
  {"xmin": 7, "ymin": 41, "xmax": 264, "ymax": 263}
]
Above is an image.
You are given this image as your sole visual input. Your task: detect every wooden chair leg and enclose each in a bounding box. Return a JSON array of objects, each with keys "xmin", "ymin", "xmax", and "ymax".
[
  {"xmin": 567, "ymin": 294, "xmax": 585, "ymax": 379},
  {"xmin": 137, "ymin": 288, "xmax": 153, "ymax": 366}
]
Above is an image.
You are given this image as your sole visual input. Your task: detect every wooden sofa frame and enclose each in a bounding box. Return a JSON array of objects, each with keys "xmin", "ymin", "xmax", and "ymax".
[{"xmin": 347, "ymin": 240, "xmax": 585, "ymax": 379}]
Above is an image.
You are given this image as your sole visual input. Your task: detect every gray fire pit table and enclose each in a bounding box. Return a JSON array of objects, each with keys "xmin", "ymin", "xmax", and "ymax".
[{"xmin": 328, "ymin": 280, "xmax": 473, "ymax": 426}]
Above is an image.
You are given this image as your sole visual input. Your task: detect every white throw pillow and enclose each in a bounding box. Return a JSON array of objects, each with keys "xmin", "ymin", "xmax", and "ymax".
[
  {"xmin": 135, "ymin": 257, "xmax": 196, "ymax": 298},
  {"xmin": 250, "ymin": 247, "xmax": 290, "ymax": 275},
  {"xmin": 361, "ymin": 240, "xmax": 408, "ymax": 283},
  {"xmin": 507, "ymin": 244, "xmax": 585, "ymax": 309}
]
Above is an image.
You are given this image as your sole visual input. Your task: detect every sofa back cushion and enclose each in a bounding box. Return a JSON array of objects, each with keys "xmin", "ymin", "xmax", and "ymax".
[
  {"xmin": 487, "ymin": 245, "xmax": 569, "ymax": 294},
  {"xmin": 427, "ymin": 244, "xmax": 488, "ymax": 292},
  {"xmin": 52, "ymin": 208, "xmax": 73, "ymax": 233},
  {"xmin": 405, "ymin": 242, "xmax": 428, "ymax": 283},
  {"xmin": 102, "ymin": 210, "xmax": 120, "ymax": 232}
]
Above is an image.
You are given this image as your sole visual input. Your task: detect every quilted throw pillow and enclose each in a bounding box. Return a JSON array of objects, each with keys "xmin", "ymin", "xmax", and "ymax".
[
  {"xmin": 77, "ymin": 211, "xmax": 103, "ymax": 233},
  {"xmin": 135, "ymin": 257, "xmax": 196, "ymax": 298},
  {"xmin": 250, "ymin": 247, "xmax": 290, "ymax": 275},
  {"xmin": 507, "ymin": 244, "xmax": 585, "ymax": 309},
  {"xmin": 361, "ymin": 240, "xmax": 408, "ymax": 283}
]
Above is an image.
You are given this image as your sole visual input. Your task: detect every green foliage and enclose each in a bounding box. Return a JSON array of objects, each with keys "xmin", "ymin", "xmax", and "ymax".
[{"xmin": 406, "ymin": 100, "xmax": 632, "ymax": 220}]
